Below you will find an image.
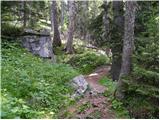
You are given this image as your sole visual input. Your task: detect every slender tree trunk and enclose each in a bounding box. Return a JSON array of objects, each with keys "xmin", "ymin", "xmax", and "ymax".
[
  {"xmin": 51, "ymin": 1, "xmax": 61, "ymax": 47},
  {"xmin": 121, "ymin": 1, "xmax": 137, "ymax": 75},
  {"xmin": 111, "ymin": 1, "xmax": 124, "ymax": 81},
  {"xmin": 82, "ymin": 1, "xmax": 88, "ymax": 40},
  {"xmin": 29, "ymin": 1, "xmax": 33, "ymax": 27},
  {"xmin": 116, "ymin": 1, "xmax": 137, "ymax": 99},
  {"xmin": 93, "ymin": 1, "xmax": 97, "ymax": 18},
  {"xmin": 23, "ymin": 1, "xmax": 27, "ymax": 28},
  {"xmin": 65, "ymin": 1, "xmax": 76, "ymax": 53},
  {"xmin": 19, "ymin": 1, "xmax": 23, "ymax": 25},
  {"xmin": 61, "ymin": 1, "xmax": 65, "ymax": 33},
  {"xmin": 103, "ymin": 1, "xmax": 110, "ymax": 39}
]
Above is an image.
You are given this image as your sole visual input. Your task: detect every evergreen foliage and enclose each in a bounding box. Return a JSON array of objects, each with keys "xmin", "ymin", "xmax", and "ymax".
[
  {"xmin": 1, "ymin": 0, "xmax": 159, "ymax": 119},
  {"xmin": 121, "ymin": 1, "xmax": 159, "ymax": 118}
]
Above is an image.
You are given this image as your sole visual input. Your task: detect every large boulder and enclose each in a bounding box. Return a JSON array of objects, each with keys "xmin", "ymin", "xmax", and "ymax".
[
  {"xmin": 71, "ymin": 75, "xmax": 88, "ymax": 97},
  {"xmin": 22, "ymin": 29, "xmax": 53, "ymax": 58}
]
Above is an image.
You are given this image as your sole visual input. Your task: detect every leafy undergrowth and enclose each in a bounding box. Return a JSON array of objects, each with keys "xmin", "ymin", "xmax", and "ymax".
[
  {"xmin": 54, "ymin": 39, "xmax": 110, "ymax": 74},
  {"xmin": 1, "ymin": 41, "xmax": 79, "ymax": 119},
  {"xmin": 77, "ymin": 101, "xmax": 92, "ymax": 113},
  {"xmin": 1, "ymin": 23, "xmax": 23, "ymax": 37},
  {"xmin": 53, "ymin": 44, "xmax": 75, "ymax": 64},
  {"xmin": 54, "ymin": 38, "xmax": 89, "ymax": 64},
  {"xmin": 125, "ymin": 94, "xmax": 159, "ymax": 119},
  {"xmin": 99, "ymin": 76, "xmax": 130, "ymax": 118},
  {"xmin": 121, "ymin": 65, "xmax": 159, "ymax": 119},
  {"xmin": 68, "ymin": 51, "xmax": 109, "ymax": 74}
]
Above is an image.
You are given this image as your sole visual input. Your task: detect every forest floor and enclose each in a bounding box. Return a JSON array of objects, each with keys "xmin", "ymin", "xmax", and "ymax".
[{"xmin": 60, "ymin": 65, "xmax": 116, "ymax": 119}]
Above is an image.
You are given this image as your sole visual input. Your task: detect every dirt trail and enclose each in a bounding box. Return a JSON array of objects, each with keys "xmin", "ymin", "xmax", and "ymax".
[
  {"xmin": 85, "ymin": 65, "xmax": 111, "ymax": 93},
  {"xmin": 60, "ymin": 65, "xmax": 115, "ymax": 119}
]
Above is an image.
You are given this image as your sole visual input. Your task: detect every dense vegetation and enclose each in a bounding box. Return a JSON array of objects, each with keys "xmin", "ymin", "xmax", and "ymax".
[
  {"xmin": 1, "ymin": 41, "xmax": 79, "ymax": 118},
  {"xmin": 123, "ymin": 2, "xmax": 159, "ymax": 118},
  {"xmin": 68, "ymin": 51, "xmax": 109, "ymax": 74},
  {"xmin": 1, "ymin": 0, "xmax": 159, "ymax": 119},
  {"xmin": 89, "ymin": 1, "xmax": 159, "ymax": 118}
]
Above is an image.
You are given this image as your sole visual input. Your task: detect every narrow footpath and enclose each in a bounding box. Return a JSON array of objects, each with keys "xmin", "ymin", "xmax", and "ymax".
[{"xmin": 60, "ymin": 65, "xmax": 115, "ymax": 119}]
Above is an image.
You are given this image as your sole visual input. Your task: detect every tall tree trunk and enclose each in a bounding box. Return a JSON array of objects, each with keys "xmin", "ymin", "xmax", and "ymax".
[
  {"xmin": 93, "ymin": 1, "xmax": 97, "ymax": 18},
  {"xmin": 28, "ymin": 1, "xmax": 33, "ymax": 27},
  {"xmin": 19, "ymin": 1, "xmax": 23, "ymax": 25},
  {"xmin": 116, "ymin": 1, "xmax": 137, "ymax": 99},
  {"xmin": 110, "ymin": 1, "xmax": 124, "ymax": 81},
  {"xmin": 51, "ymin": 1, "xmax": 61, "ymax": 47},
  {"xmin": 65, "ymin": 1, "xmax": 76, "ymax": 53},
  {"xmin": 82, "ymin": 1, "xmax": 88, "ymax": 40},
  {"xmin": 103, "ymin": 1, "xmax": 110, "ymax": 39},
  {"xmin": 23, "ymin": 1, "xmax": 27, "ymax": 28},
  {"xmin": 61, "ymin": 1, "xmax": 65, "ymax": 33},
  {"xmin": 121, "ymin": 1, "xmax": 137, "ymax": 75}
]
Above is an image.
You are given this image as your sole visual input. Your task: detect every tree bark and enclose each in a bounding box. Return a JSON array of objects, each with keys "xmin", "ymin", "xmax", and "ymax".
[
  {"xmin": 28, "ymin": 1, "xmax": 34, "ymax": 27},
  {"xmin": 121, "ymin": 1, "xmax": 137, "ymax": 75},
  {"xmin": 51, "ymin": 1, "xmax": 61, "ymax": 47},
  {"xmin": 65, "ymin": 1, "xmax": 76, "ymax": 54},
  {"xmin": 116, "ymin": 1, "xmax": 137, "ymax": 99},
  {"xmin": 61, "ymin": 1, "xmax": 65, "ymax": 31},
  {"xmin": 103, "ymin": 1, "xmax": 110, "ymax": 40},
  {"xmin": 110, "ymin": 1, "xmax": 124, "ymax": 81},
  {"xmin": 22, "ymin": 1, "xmax": 27, "ymax": 28},
  {"xmin": 82, "ymin": 1, "xmax": 88, "ymax": 40}
]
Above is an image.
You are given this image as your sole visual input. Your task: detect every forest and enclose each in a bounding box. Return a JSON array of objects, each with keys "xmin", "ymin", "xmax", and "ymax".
[{"xmin": 1, "ymin": 0, "xmax": 159, "ymax": 119}]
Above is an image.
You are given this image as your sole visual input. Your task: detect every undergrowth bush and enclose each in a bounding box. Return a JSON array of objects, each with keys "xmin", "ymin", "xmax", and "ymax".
[
  {"xmin": 1, "ymin": 41, "xmax": 79, "ymax": 119},
  {"xmin": 124, "ymin": 94, "xmax": 159, "ymax": 119},
  {"xmin": 53, "ymin": 45, "xmax": 75, "ymax": 64},
  {"xmin": 68, "ymin": 51, "xmax": 109, "ymax": 74},
  {"xmin": 99, "ymin": 77, "xmax": 129, "ymax": 118},
  {"xmin": 1, "ymin": 23, "xmax": 23, "ymax": 37},
  {"xmin": 121, "ymin": 65, "xmax": 159, "ymax": 119},
  {"xmin": 123, "ymin": 2, "xmax": 159, "ymax": 118}
]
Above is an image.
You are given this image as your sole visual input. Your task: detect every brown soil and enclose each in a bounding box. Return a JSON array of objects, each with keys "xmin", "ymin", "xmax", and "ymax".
[
  {"xmin": 60, "ymin": 65, "xmax": 115, "ymax": 119},
  {"xmin": 85, "ymin": 65, "xmax": 111, "ymax": 93}
]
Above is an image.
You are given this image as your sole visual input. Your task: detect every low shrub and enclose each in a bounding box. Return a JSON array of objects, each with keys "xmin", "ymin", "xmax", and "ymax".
[
  {"xmin": 1, "ymin": 41, "xmax": 79, "ymax": 119},
  {"xmin": 68, "ymin": 51, "xmax": 109, "ymax": 74},
  {"xmin": 1, "ymin": 23, "xmax": 23, "ymax": 37},
  {"xmin": 125, "ymin": 94, "xmax": 159, "ymax": 119},
  {"xmin": 99, "ymin": 77, "xmax": 129, "ymax": 118},
  {"xmin": 132, "ymin": 65, "xmax": 159, "ymax": 86},
  {"xmin": 120, "ymin": 65, "xmax": 159, "ymax": 119}
]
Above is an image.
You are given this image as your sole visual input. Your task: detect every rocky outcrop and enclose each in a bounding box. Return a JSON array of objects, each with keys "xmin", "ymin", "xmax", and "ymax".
[
  {"xmin": 22, "ymin": 29, "xmax": 53, "ymax": 58},
  {"xmin": 71, "ymin": 75, "xmax": 89, "ymax": 98}
]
